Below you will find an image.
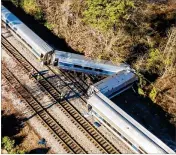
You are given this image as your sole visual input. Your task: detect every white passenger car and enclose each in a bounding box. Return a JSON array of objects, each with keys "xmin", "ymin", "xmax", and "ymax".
[
  {"xmin": 1, "ymin": 5, "xmax": 55, "ymax": 65},
  {"xmin": 87, "ymin": 93, "xmax": 175, "ymax": 154},
  {"xmin": 87, "ymin": 70, "xmax": 137, "ymax": 98},
  {"xmin": 54, "ymin": 50, "xmax": 131, "ymax": 76}
]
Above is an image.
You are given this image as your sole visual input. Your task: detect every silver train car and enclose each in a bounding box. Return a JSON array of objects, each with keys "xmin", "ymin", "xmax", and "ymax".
[
  {"xmin": 1, "ymin": 5, "xmax": 56, "ymax": 65},
  {"xmin": 87, "ymin": 93, "xmax": 175, "ymax": 154},
  {"xmin": 54, "ymin": 50, "xmax": 131, "ymax": 76},
  {"xmin": 2, "ymin": 5, "xmax": 175, "ymax": 153},
  {"xmin": 1, "ymin": 5, "xmax": 131, "ymax": 76},
  {"xmin": 87, "ymin": 70, "xmax": 138, "ymax": 98}
]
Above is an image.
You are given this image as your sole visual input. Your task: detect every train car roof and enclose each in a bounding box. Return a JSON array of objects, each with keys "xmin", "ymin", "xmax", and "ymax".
[
  {"xmin": 88, "ymin": 70, "xmax": 137, "ymax": 96},
  {"xmin": 1, "ymin": 5, "xmax": 53, "ymax": 54},
  {"xmin": 55, "ymin": 50, "xmax": 130, "ymax": 71},
  {"xmin": 92, "ymin": 70, "xmax": 136, "ymax": 91},
  {"xmin": 88, "ymin": 94, "xmax": 167, "ymax": 153}
]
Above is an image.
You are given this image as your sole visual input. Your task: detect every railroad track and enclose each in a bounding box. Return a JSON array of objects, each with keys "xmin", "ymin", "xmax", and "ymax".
[
  {"xmin": 2, "ymin": 35, "xmax": 121, "ymax": 154},
  {"xmin": 50, "ymin": 66, "xmax": 105, "ymax": 97},
  {"xmin": 61, "ymin": 70, "xmax": 105, "ymax": 92},
  {"xmin": 46, "ymin": 64, "xmax": 106, "ymax": 103},
  {"xmin": 46, "ymin": 66, "xmax": 88, "ymax": 103},
  {"xmin": 2, "ymin": 66, "xmax": 86, "ymax": 154},
  {"xmin": 60, "ymin": 69, "xmax": 89, "ymax": 94}
]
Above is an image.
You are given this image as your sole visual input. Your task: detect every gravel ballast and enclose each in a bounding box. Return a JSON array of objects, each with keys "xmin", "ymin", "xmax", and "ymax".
[{"xmin": 2, "ymin": 28, "xmax": 133, "ymax": 153}]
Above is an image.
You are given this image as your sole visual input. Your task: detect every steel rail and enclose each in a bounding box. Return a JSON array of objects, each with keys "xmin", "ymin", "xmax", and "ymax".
[
  {"xmin": 2, "ymin": 35, "xmax": 121, "ymax": 154},
  {"xmin": 2, "ymin": 65, "xmax": 87, "ymax": 154}
]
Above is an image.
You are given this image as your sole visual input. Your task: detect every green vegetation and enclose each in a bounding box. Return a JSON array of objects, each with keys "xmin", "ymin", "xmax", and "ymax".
[
  {"xmin": 136, "ymin": 72, "xmax": 147, "ymax": 97},
  {"xmin": 20, "ymin": 0, "xmax": 43, "ymax": 20},
  {"xmin": 146, "ymin": 48, "xmax": 164, "ymax": 74},
  {"xmin": 44, "ymin": 22, "xmax": 56, "ymax": 31},
  {"xmin": 137, "ymin": 73, "xmax": 147, "ymax": 88},
  {"xmin": 8, "ymin": 0, "xmax": 176, "ymax": 124},
  {"xmin": 138, "ymin": 87, "xmax": 146, "ymax": 96},
  {"xmin": 149, "ymin": 87, "xmax": 158, "ymax": 103},
  {"xmin": 83, "ymin": 0, "xmax": 135, "ymax": 31},
  {"xmin": 2, "ymin": 137, "xmax": 15, "ymax": 152},
  {"xmin": 11, "ymin": 0, "xmax": 19, "ymax": 6},
  {"xmin": 2, "ymin": 136, "xmax": 26, "ymax": 154}
]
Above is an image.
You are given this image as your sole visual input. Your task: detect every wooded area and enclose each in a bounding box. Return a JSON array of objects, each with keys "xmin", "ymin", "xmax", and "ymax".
[{"xmin": 10, "ymin": 0, "xmax": 176, "ymax": 125}]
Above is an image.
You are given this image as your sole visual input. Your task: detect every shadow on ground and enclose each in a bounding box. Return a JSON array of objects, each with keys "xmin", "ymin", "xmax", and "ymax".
[
  {"xmin": 1, "ymin": 110, "xmax": 25, "ymax": 137},
  {"xmin": 13, "ymin": 136, "xmax": 25, "ymax": 146},
  {"xmin": 111, "ymin": 87, "xmax": 176, "ymax": 150},
  {"xmin": 2, "ymin": 1, "xmax": 80, "ymax": 54},
  {"xmin": 124, "ymin": 5, "xmax": 176, "ymax": 82},
  {"xmin": 28, "ymin": 147, "xmax": 50, "ymax": 154}
]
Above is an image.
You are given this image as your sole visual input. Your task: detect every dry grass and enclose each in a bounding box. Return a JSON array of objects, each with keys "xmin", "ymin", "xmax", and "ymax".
[
  {"xmin": 155, "ymin": 75, "xmax": 176, "ymax": 125},
  {"xmin": 11, "ymin": 0, "xmax": 176, "ymax": 125}
]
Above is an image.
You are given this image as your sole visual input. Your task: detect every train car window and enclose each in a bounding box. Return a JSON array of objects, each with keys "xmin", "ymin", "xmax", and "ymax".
[
  {"xmin": 94, "ymin": 122, "xmax": 101, "ymax": 128},
  {"xmin": 21, "ymin": 37, "xmax": 25, "ymax": 41},
  {"xmin": 132, "ymin": 145, "xmax": 139, "ymax": 152},
  {"xmin": 65, "ymin": 64, "xmax": 71, "ymax": 67},
  {"xmin": 59, "ymin": 62, "xmax": 72, "ymax": 67},
  {"xmin": 74, "ymin": 65, "xmax": 82, "ymax": 68},
  {"xmin": 95, "ymin": 69, "xmax": 100, "ymax": 71},
  {"xmin": 84, "ymin": 67, "xmax": 92, "ymax": 70},
  {"xmin": 122, "ymin": 136, "xmax": 128, "ymax": 142},
  {"xmin": 138, "ymin": 147, "xmax": 146, "ymax": 153},
  {"xmin": 95, "ymin": 68, "xmax": 103, "ymax": 72},
  {"xmin": 27, "ymin": 43, "xmax": 32, "ymax": 48}
]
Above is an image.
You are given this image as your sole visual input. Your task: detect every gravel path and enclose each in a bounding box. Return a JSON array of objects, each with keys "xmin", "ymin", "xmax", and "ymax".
[{"xmin": 2, "ymin": 28, "xmax": 133, "ymax": 153}]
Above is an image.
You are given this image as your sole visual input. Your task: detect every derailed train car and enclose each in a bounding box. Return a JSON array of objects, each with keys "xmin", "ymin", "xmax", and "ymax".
[
  {"xmin": 87, "ymin": 70, "xmax": 137, "ymax": 98},
  {"xmin": 1, "ymin": 5, "xmax": 132, "ymax": 76},
  {"xmin": 87, "ymin": 72, "xmax": 175, "ymax": 154},
  {"xmin": 88, "ymin": 98, "xmax": 175, "ymax": 154},
  {"xmin": 2, "ymin": 5, "xmax": 175, "ymax": 154},
  {"xmin": 54, "ymin": 50, "xmax": 131, "ymax": 76}
]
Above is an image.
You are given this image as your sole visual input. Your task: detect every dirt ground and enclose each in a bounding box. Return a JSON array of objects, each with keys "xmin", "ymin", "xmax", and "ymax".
[{"xmin": 1, "ymin": 80, "xmax": 53, "ymax": 154}]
